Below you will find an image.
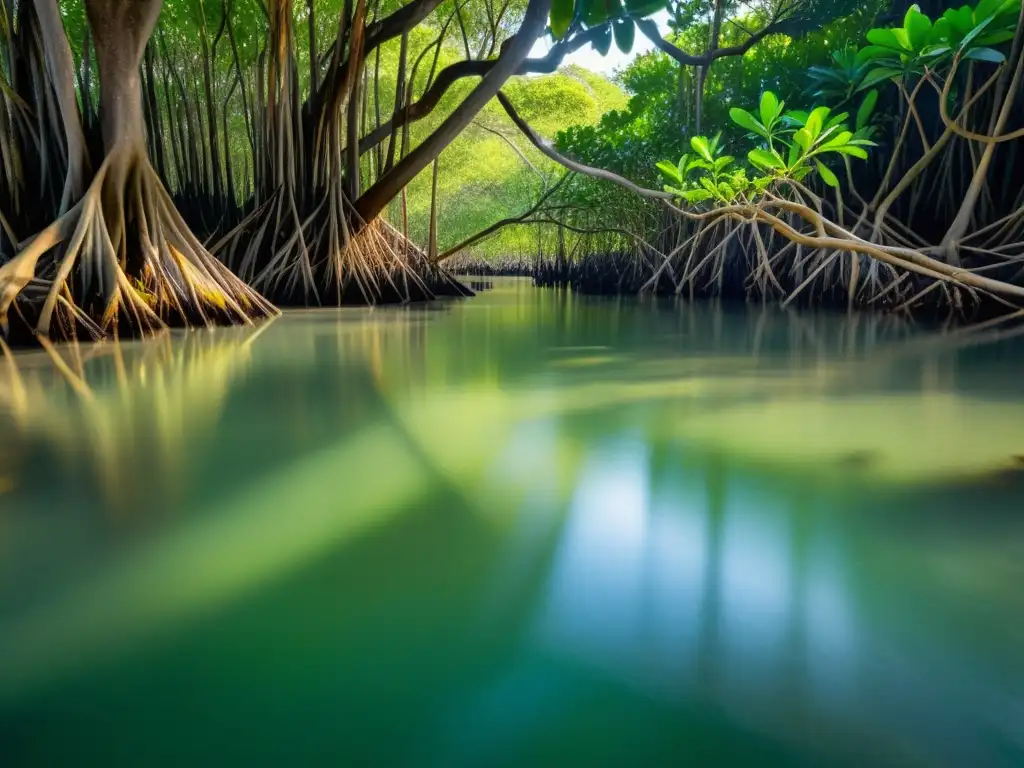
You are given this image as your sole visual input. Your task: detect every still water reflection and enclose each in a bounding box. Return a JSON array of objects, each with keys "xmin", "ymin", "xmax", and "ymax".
[{"xmin": 1, "ymin": 278, "xmax": 1023, "ymax": 766}]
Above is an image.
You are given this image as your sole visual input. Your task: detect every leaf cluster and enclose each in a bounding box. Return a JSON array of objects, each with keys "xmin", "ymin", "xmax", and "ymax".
[{"xmin": 657, "ymin": 89, "xmax": 876, "ymax": 205}]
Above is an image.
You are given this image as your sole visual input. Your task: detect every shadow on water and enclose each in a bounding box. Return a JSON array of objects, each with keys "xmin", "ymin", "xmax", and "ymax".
[{"xmin": 0, "ymin": 279, "xmax": 1023, "ymax": 766}]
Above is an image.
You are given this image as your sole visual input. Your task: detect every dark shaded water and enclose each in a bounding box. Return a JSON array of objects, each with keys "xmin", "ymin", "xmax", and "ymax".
[{"xmin": 1, "ymin": 278, "xmax": 1023, "ymax": 766}]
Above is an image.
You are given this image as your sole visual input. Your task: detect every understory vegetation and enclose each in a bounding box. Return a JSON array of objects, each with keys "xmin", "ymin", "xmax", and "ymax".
[{"xmin": 1, "ymin": 0, "xmax": 1024, "ymax": 344}]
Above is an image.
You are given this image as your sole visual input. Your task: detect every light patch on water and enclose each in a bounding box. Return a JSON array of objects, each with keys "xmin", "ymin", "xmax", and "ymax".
[
  {"xmin": 674, "ymin": 393, "xmax": 1024, "ymax": 483},
  {"xmin": 395, "ymin": 381, "xmax": 1024, "ymax": 487},
  {"xmin": 548, "ymin": 355, "xmax": 623, "ymax": 368}
]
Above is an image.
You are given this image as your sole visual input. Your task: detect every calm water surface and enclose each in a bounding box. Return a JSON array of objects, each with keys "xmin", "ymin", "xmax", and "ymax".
[{"xmin": 1, "ymin": 278, "xmax": 1024, "ymax": 766}]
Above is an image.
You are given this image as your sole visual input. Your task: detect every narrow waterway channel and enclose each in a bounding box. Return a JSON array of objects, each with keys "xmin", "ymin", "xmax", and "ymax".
[{"xmin": 1, "ymin": 278, "xmax": 1023, "ymax": 766}]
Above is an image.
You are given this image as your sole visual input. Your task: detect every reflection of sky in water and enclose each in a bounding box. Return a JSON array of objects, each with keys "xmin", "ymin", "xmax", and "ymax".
[
  {"xmin": 535, "ymin": 438, "xmax": 656, "ymax": 683},
  {"xmin": 718, "ymin": 485, "xmax": 794, "ymax": 682},
  {"xmin": 804, "ymin": 529, "xmax": 859, "ymax": 708},
  {"xmin": 532, "ymin": 437, "xmax": 862, "ymax": 723}
]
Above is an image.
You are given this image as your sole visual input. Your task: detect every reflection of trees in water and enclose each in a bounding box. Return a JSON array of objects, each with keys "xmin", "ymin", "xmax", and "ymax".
[
  {"xmin": 1, "ymin": 286, "xmax": 1023, "ymax": 762},
  {"xmin": 0, "ymin": 325, "xmax": 268, "ymax": 513},
  {"xmin": 518, "ymin": 431, "xmax": 1024, "ymax": 768}
]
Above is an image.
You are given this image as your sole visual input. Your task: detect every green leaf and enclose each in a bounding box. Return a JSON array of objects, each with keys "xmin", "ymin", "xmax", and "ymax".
[
  {"xmin": 904, "ymin": 7, "xmax": 933, "ymax": 51},
  {"xmin": 717, "ymin": 182, "xmax": 735, "ymax": 200},
  {"xmin": 787, "ymin": 140, "xmax": 802, "ymax": 168},
  {"xmin": 856, "ymin": 89, "xmax": 878, "ymax": 130},
  {"xmin": 794, "ymin": 127, "xmax": 813, "ymax": 152},
  {"xmin": 975, "ymin": 29, "xmax": 1017, "ymax": 45},
  {"xmin": 825, "ymin": 111, "xmax": 849, "ymax": 131},
  {"xmin": 834, "ymin": 145, "xmax": 869, "ymax": 159},
  {"xmin": 866, "ymin": 27, "xmax": 910, "ymax": 51},
  {"xmin": 857, "ymin": 66, "xmax": 904, "ymax": 91},
  {"xmin": 709, "ymin": 132, "xmax": 723, "ymax": 155},
  {"xmin": 612, "ymin": 19, "xmax": 635, "ymax": 53},
  {"xmin": 782, "ymin": 110, "xmax": 809, "ymax": 126},
  {"xmin": 819, "ymin": 130, "xmax": 854, "ymax": 151},
  {"xmin": 690, "ymin": 135, "xmax": 714, "ymax": 163},
  {"xmin": 656, "ymin": 160, "xmax": 683, "ymax": 184},
  {"xmin": 929, "ymin": 17, "xmax": 952, "ymax": 44},
  {"xmin": 748, "ymin": 148, "xmax": 786, "ymax": 170},
  {"xmin": 714, "ymin": 155, "xmax": 735, "ymax": 172},
  {"xmin": 593, "ymin": 24, "xmax": 612, "ymax": 55},
  {"xmin": 856, "ymin": 45, "xmax": 900, "ymax": 65},
  {"xmin": 919, "ymin": 44, "xmax": 952, "ymax": 57},
  {"xmin": 805, "ymin": 106, "xmax": 831, "ymax": 139},
  {"xmin": 816, "ymin": 124, "xmax": 845, "ymax": 147},
  {"xmin": 729, "ymin": 107, "xmax": 769, "ymax": 138},
  {"xmin": 964, "ymin": 46, "xmax": 1006, "ymax": 62},
  {"xmin": 807, "ymin": 66, "xmax": 850, "ymax": 85},
  {"xmin": 816, "ymin": 160, "xmax": 840, "ymax": 188},
  {"xmin": 975, "ymin": 0, "xmax": 1005, "ymax": 21},
  {"xmin": 680, "ymin": 189, "xmax": 713, "ymax": 204},
  {"xmin": 583, "ymin": 0, "xmax": 618, "ymax": 26},
  {"xmin": 760, "ymin": 91, "xmax": 781, "ymax": 128},
  {"xmin": 942, "ymin": 6, "xmax": 974, "ymax": 37},
  {"xmin": 624, "ymin": 0, "xmax": 666, "ymax": 15},
  {"xmin": 959, "ymin": 15, "xmax": 995, "ymax": 50},
  {"xmin": 550, "ymin": 0, "xmax": 575, "ymax": 39}
]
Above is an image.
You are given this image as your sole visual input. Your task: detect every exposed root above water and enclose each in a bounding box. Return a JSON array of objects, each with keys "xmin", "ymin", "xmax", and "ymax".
[
  {"xmin": 493, "ymin": 90, "xmax": 1024, "ymax": 319},
  {"xmin": 0, "ymin": 148, "xmax": 278, "ymax": 343},
  {"xmin": 215, "ymin": 184, "xmax": 472, "ymax": 306}
]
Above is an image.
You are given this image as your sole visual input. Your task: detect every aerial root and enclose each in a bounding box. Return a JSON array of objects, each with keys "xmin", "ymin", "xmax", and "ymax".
[
  {"xmin": 647, "ymin": 191, "xmax": 1024, "ymax": 313},
  {"xmin": 226, "ymin": 178, "xmax": 440, "ymax": 306},
  {"xmin": 0, "ymin": 147, "xmax": 278, "ymax": 342}
]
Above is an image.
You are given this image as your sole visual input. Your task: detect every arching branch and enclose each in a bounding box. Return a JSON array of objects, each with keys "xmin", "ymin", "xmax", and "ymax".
[
  {"xmin": 435, "ymin": 173, "xmax": 571, "ymax": 262},
  {"xmin": 359, "ymin": 24, "xmax": 609, "ymax": 155},
  {"xmin": 634, "ymin": 2, "xmax": 796, "ymax": 67},
  {"xmin": 495, "ymin": 91, "xmax": 674, "ymax": 200}
]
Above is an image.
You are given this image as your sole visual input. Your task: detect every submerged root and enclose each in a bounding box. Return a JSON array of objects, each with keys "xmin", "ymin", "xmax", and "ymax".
[{"xmin": 0, "ymin": 147, "xmax": 278, "ymax": 342}]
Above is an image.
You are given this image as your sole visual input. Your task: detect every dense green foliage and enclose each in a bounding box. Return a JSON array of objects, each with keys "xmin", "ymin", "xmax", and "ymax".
[
  {"xmin": 404, "ymin": 66, "xmax": 628, "ymax": 255},
  {"xmin": 551, "ymin": 5, "xmax": 886, "ymax": 215},
  {"xmin": 656, "ymin": 92, "xmax": 876, "ymax": 204}
]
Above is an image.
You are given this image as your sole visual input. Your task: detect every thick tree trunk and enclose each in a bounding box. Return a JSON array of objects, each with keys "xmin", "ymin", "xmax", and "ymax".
[
  {"xmin": 86, "ymin": 0, "xmax": 161, "ymax": 154},
  {"xmin": 0, "ymin": 0, "xmax": 275, "ymax": 340},
  {"xmin": 33, "ymin": 0, "xmax": 90, "ymax": 209}
]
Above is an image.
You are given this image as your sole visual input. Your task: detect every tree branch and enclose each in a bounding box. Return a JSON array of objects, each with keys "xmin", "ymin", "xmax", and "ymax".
[
  {"xmin": 359, "ymin": 24, "xmax": 609, "ymax": 155},
  {"xmin": 634, "ymin": 12, "xmax": 787, "ymax": 67},
  {"xmin": 472, "ymin": 119, "xmax": 547, "ymax": 183},
  {"xmin": 495, "ymin": 91, "xmax": 674, "ymax": 200},
  {"xmin": 435, "ymin": 172, "xmax": 571, "ymax": 262}
]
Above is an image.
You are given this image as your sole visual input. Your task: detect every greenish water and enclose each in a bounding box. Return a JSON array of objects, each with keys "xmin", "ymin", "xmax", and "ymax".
[{"xmin": 1, "ymin": 277, "xmax": 1023, "ymax": 766}]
